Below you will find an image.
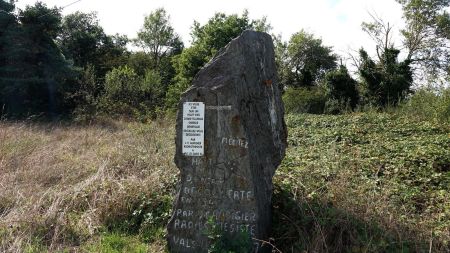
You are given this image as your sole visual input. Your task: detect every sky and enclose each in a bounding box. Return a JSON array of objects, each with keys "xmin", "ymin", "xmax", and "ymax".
[{"xmin": 15, "ymin": 0, "xmax": 405, "ymax": 60}]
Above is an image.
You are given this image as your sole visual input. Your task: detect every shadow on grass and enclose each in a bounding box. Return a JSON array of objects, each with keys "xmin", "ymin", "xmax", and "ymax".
[{"xmin": 271, "ymin": 186, "xmax": 433, "ymax": 253}]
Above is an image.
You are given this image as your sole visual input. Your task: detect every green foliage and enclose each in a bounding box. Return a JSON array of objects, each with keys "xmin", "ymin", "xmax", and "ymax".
[
  {"xmin": 397, "ymin": 87, "xmax": 450, "ymax": 123},
  {"xmin": 0, "ymin": 1, "xmax": 77, "ymax": 118},
  {"xmin": 397, "ymin": 0, "xmax": 450, "ymax": 79},
  {"xmin": 84, "ymin": 233, "xmax": 148, "ymax": 253},
  {"xmin": 273, "ymin": 34, "xmax": 289, "ymax": 90},
  {"xmin": 125, "ymin": 194, "xmax": 172, "ymax": 242},
  {"xmin": 273, "ymin": 113, "xmax": 450, "ymax": 252},
  {"xmin": 129, "ymin": 8, "xmax": 182, "ymax": 114},
  {"xmin": 190, "ymin": 10, "xmax": 270, "ymax": 55},
  {"xmin": 167, "ymin": 11, "xmax": 271, "ymax": 110},
  {"xmin": 324, "ymin": 65, "xmax": 359, "ymax": 112},
  {"xmin": 71, "ymin": 65, "xmax": 99, "ymax": 120},
  {"xmin": 135, "ymin": 8, "xmax": 183, "ymax": 68},
  {"xmin": 58, "ymin": 11, "xmax": 129, "ymax": 80},
  {"xmin": 282, "ymin": 30, "xmax": 337, "ymax": 88},
  {"xmin": 59, "ymin": 12, "xmax": 105, "ymax": 67},
  {"xmin": 127, "ymin": 52, "xmax": 154, "ymax": 77},
  {"xmin": 358, "ymin": 48, "xmax": 413, "ymax": 106},
  {"xmin": 283, "ymin": 87, "xmax": 327, "ymax": 114},
  {"xmin": 99, "ymin": 190, "xmax": 173, "ymax": 247},
  {"xmin": 97, "ymin": 66, "xmax": 163, "ymax": 119},
  {"xmin": 103, "ymin": 66, "xmax": 141, "ymax": 104}
]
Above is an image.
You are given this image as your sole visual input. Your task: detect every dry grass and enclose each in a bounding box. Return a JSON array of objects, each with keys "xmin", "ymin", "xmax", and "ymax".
[{"xmin": 0, "ymin": 118, "xmax": 178, "ymax": 252}]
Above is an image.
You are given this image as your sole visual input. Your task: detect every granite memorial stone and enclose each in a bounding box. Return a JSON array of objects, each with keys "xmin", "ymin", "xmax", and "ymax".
[{"xmin": 167, "ymin": 30, "xmax": 287, "ymax": 253}]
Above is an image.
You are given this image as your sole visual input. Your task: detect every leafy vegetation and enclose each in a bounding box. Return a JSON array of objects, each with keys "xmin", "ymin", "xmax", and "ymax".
[
  {"xmin": 166, "ymin": 11, "xmax": 271, "ymax": 110},
  {"xmin": 397, "ymin": 87, "xmax": 450, "ymax": 123},
  {"xmin": 273, "ymin": 112, "xmax": 450, "ymax": 252},
  {"xmin": 358, "ymin": 47, "xmax": 413, "ymax": 106},
  {"xmin": 0, "ymin": 1, "xmax": 76, "ymax": 117},
  {"xmin": 283, "ymin": 86, "xmax": 327, "ymax": 114},
  {"xmin": 279, "ymin": 30, "xmax": 338, "ymax": 88},
  {"xmin": 396, "ymin": 0, "xmax": 450, "ymax": 80},
  {"xmin": 324, "ymin": 65, "xmax": 360, "ymax": 112},
  {"xmin": 2, "ymin": 0, "xmax": 449, "ymax": 119}
]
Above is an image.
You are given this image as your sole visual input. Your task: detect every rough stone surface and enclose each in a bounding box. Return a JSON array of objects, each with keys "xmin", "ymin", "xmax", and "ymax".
[{"xmin": 167, "ymin": 30, "xmax": 287, "ymax": 253}]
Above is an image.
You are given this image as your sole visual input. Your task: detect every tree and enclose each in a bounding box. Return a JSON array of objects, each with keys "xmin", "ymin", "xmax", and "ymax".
[
  {"xmin": 136, "ymin": 8, "xmax": 183, "ymax": 68},
  {"xmin": 359, "ymin": 10, "xmax": 414, "ymax": 107},
  {"xmin": 58, "ymin": 11, "xmax": 129, "ymax": 117},
  {"xmin": 0, "ymin": 1, "xmax": 76, "ymax": 117},
  {"xmin": 284, "ymin": 30, "xmax": 337, "ymax": 88},
  {"xmin": 189, "ymin": 10, "xmax": 270, "ymax": 56},
  {"xmin": 0, "ymin": 0, "xmax": 17, "ymax": 116},
  {"xmin": 0, "ymin": 0, "xmax": 17, "ymax": 75},
  {"xmin": 166, "ymin": 11, "xmax": 271, "ymax": 109},
  {"xmin": 59, "ymin": 12, "xmax": 103, "ymax": 67},
  {"xmin": 324, "ymin": 65, "xmax": 359, "ymax": 110},
  {"xmin": 273, "ymin": 34, "xmax": 289, "ymax": 91},
  {"xmin": 396, "ymin": 0, "xmax": 450, "ymax": 80},
  {"xmin": 127, "ymin": 52, "xmax": 154, "ymax": 77},
  {"xmin": 358, "ymin": 48, "xmax": 413, "ymax": 106},
  {"xmin": 58, "ymin": 11, "xmax": 129, "ymax": 80},
  {"xmin": 361, "ymin": 13, "xmax": 395, "ymax": 62}
]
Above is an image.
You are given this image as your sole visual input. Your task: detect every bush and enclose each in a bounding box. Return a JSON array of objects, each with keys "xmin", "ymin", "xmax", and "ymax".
[
  {"xmin": 397, "ymin": 87, "xmax": 450, "ymax": 123},
  {"xmin": 97, "ymin": 66, "xmax": 163, "ymax": 119},
  {"xmin": 324, "ymin": 65, "xmax": 359, "ymax": 111},
  {"xmin": 283, "ymin": 87, "xmax": 327, "ymax": 114},
  {"xmin": 358, "ymin": 48, "xmax": 413, "ymax": 107},
  {"xmin": 324, "ymin": 98, "xmax": 353, "ymax": 115}
]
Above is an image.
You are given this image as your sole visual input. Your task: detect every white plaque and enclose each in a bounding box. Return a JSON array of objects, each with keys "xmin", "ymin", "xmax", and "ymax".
[{"xmin": 182, "ymin": 102, "xmax": 205, "ymax": 156}]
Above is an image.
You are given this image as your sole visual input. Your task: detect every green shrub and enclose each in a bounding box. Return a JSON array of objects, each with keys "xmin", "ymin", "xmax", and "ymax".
[
  {"xmin": 397, "ymin": 87, "xmax": 450, "ymax": 123},
  {"xmin": 97, "ymin": 66, "xmax": 163, "ymax": 119},
  {"xmin": 283, "ymin": 87, "xmax": 327, "ymax": 114},
  {"xmin": 324, "ymin": 65, "xmax": 359, "ymax": 111},
  {"xmin": 164, "ymin": 75, "xmax": 191, "ymax": 111},
  {"xmin": 358, "ymin": 48, "xmax": 413, "ymax": 107},
  {"xmin": 324, "ymin": 98, "xmax": 353, "ymax": 115}
]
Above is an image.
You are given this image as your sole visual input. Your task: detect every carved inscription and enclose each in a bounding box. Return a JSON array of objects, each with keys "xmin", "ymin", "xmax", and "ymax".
[
  {"xmin": 169, "ymin": 154, "xmax": 257, "ymax": 251},
  {"xmin": 221, "ymin": 137, "xmax": 248, "ymax": 149}
]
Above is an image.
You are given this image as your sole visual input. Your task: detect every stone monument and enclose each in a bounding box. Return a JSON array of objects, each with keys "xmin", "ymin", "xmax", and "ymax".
[{"xmin": 167, "ymin": 30, "xmax": 287, "ymax": 253}]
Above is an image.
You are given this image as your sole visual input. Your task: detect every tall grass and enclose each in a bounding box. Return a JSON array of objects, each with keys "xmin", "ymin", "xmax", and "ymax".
[{"xmin": 0, "ymin": 119, "xmax": 177, "ymax": 252}]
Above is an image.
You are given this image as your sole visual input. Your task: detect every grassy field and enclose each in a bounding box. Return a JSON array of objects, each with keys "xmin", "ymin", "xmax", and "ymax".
[{"xmin": 0, "ymin": 113, "xmax": 449, "ymax": 252}]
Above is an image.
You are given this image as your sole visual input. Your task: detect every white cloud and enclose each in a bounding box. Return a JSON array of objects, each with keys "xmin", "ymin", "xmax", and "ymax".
[{"xmin": 15, "ymin": 0, "xmax": 405, "ymax": 59}]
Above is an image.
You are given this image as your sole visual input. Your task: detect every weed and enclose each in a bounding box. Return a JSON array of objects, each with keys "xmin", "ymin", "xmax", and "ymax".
[
  {"xmin": 273, "ymin": 113, "xmax": 449, "ymax": 252},
  {"xmin": 84, "ymin": 233, "xmax": 148, "ymax": 253}
]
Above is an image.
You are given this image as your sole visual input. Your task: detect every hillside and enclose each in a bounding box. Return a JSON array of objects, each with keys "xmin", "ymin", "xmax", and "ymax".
[{"xmin": 0, "ymin": 113, "xmax": 449, "ymax": 252}]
